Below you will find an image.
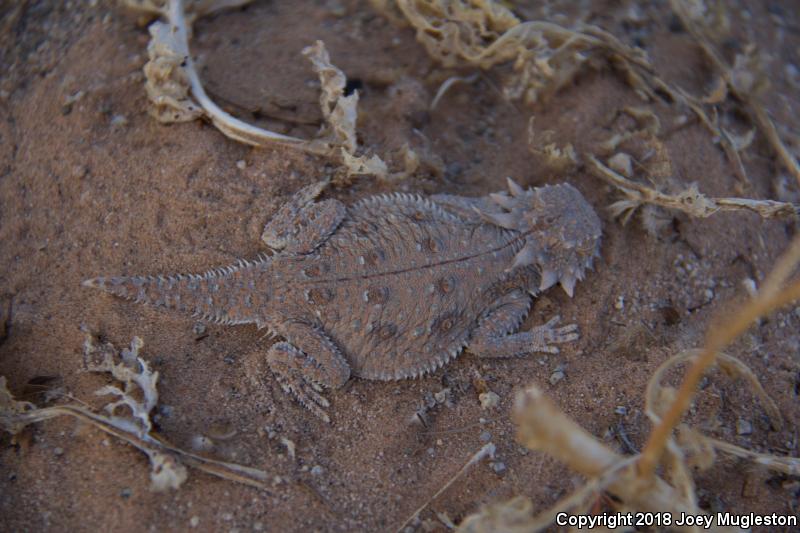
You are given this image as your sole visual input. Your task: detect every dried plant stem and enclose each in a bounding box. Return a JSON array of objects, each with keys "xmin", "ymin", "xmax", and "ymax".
[
  {"xmin": 705, "ymin": 437, "xmax": 800, "ymax": 475},
  {"xmin": 513, "ymin": 386, "xmax": 717, "ymax": 526},
  {"xmin": 638, "ymin": 236, "xmax": 800, "ymax": 479},
  {"xmin": 5, "ymin": 401, "xmax": 270, "ymax": 490},
  {"xmin": 396, "ymin": 442, "xmax": 495, "ymax": 532},
  {"xmin": 165, "ymin": 0, "xmax": 326, "ymax": 154},
  {"xmin": 670, "ymin": 0, "xmax": 800, "ymax": 186},
  {"xmin": 645, "ymin": 350, "xmax": 783, "ymax": 429},
  {"xmin": 587, "ymin": 155, "xmax": 798, "ymax": 219}
]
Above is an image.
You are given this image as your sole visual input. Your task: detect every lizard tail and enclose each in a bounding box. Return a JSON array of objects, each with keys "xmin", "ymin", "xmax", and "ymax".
[{"xmin": 83, "ymin": 258, "xmax": 268, "ymax": 326}]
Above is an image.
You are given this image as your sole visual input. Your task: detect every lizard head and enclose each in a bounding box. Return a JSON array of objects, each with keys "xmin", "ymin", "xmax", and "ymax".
[{"xmin": 481, "ymin": 179, "xmax": 602, "ymax": 297}]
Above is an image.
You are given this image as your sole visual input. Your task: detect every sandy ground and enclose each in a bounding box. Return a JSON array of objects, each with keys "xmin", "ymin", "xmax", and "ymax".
[{"xmin": 1, "ymin": 1, "xmax": 799, "ymax": 531}]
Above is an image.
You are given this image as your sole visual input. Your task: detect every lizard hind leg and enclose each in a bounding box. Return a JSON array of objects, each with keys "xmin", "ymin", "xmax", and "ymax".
[
  {"xmin": 262, "ymin": 180, "xmax": 346, "ymax": 255},
  {"xmin": 469, "ymin": 290, "xmax": 579, "ymax": 357},
  {"xmin": 266, "ymin": 321, "xmax": 350, "ymax": 423}
]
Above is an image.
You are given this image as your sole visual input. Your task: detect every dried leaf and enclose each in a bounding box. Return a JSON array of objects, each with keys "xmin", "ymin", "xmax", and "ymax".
[
  {"xmin": 144, "ymin": 21, "xmax": 203, "ymax": 123},
  {"xmin": 341, "ymin": 150, "xmax": 389, "ymax": 180},
  {"xmin": 303, "ymin": 41, "xmax": 359, "ymax": 153},
  {"xmin": 2, "ymin": 335, "xmax": 270, "ymax": 491}
]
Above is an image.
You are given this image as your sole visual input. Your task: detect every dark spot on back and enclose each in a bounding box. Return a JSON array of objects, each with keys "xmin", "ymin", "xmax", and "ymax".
[
  {"xmin": 377, "ymin": 323, "xmax": 397, "ymax": 340},
  {"xmin": 303, "ymin": 262, "xmax": 330, "ymax": 278},
  {"xmin": 307, "ymin": 287, "xmax": 334, "ymax": 304},
  {"xmin": 364, "ymin": 248, "xmax": 386, "ymax": 266},
  {"xmin": 432, "ymin": 311, "xmax": 463, "ymax": 334},
  {"xmin": 437, "ymin": 276, "xmax": 456, "ymax": 295},
  {"xmin": 365, "ymin": 286, "xmax": 390, "ymax": 304}
]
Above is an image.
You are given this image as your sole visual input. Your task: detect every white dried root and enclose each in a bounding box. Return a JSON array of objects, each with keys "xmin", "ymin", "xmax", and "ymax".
[
  {"xmin": 139, "ymin": 0, "xmax": 316, "ymax": 151},
  {"xmin": 0, "ymin": 334, "xmax": 269, "ymax": 491},
  {"xmin": 127, "ymin": 0, "xmax": 390, "ymax": 178}
]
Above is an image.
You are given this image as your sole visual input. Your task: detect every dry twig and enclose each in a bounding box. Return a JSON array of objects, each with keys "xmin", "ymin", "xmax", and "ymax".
[{"xmin": 588, "ymin": 155, "xmax": 798, "ymax": 220}]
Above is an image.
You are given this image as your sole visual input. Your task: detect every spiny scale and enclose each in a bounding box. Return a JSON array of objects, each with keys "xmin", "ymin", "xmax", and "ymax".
[{"xmin": 85, "ymin": 179, "xmax": 601, "ymax": 422}]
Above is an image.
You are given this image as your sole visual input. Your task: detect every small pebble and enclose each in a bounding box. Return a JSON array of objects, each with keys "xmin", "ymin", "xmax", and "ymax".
[
  {"xmin": 736, "ymin": 419, "xmax": 753, "ymax": 435},
  {"xmin": 742, "ymin": 278, "xmax": 757, "ymax": 297},
  {"xmin": 110, "ymin": 114, "xmax": 128, "ymax": 128},
  {"xmin": 190, "ymin": 517, "xmax": 200, "ymax": 528},
  {"xmin": 549, "ymin": 368, "xmax": 565, "ymax": 385},
  {"xmin": 53, "ymin": 447, "xmax": 64, "ymax": 456},
  {"xmin": 236, "ymin": 160, "xmax": 247, "ymax": 170},
  {"xmin": 608, "ymin": 153, "xmax": 633, "ymax": 177},
  {"xmin": 222, "ymin": 513, "xmax": 233, "ymax": 521},
  {"xmin": 614, "ymin": 406, "xmax": 627, "ymax": 416},
  {"xmin": 434, "ymin": 388, "xmax": 450, "ymax": 404},
  {"xmin": 191, "ymin": 435, "xmax": 215, "ymax": 452},
  {"xmin": 490, "ymin": 461, "xmax": 506, "ymax": 474},
  {"xmin": 479, "ymin": 431, "xmax": 492, "ymax": 443},
  {"xmin": 120, "ymin": 488, "xmax": 132, "ymax": 499},
  {"xmin": 310, "ymin": 465, "xmax": 324, "ymax": 476},
  {"xmin": 479, "ymin": 391, "xmax": 499, "ymax": 410},
  {"xmin": 614, "ymin": 295, "xmax": 625, "ymax": 310}
]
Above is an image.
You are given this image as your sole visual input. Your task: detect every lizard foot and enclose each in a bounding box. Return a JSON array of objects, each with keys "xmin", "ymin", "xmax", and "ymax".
[
  {"xmin": 267, "ymin": 342, "xmax": 332, "ymax": 423},
  {"xmin": 529, "ymin": 315, "xmax": 579, "ymax": 354}
]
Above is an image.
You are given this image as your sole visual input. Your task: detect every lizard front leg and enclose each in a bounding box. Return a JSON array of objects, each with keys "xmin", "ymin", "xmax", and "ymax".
[
  {"xmin": 469, "ymin": 290, "xmax": 579, "ymax": 357},
  {"xmin": 262, "ymin": 180, "xmax": 346, "ymax": 255},
  {"xmin": 267, "ymin": 320, "xmax": 350, "ymax": 422}
]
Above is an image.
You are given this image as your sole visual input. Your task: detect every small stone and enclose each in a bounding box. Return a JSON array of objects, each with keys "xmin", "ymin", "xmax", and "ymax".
[
  {"xmin": 549, "ymin": 368, "xmax": 565, "ymax": 385},
  {"xmin": 479, "ymin": 391, "xmax": 500, "ymax": 410},
  {"xmin": 479, "ymin": 431, "xmax": 492, "ymax": 443},
  {"xmin": 310, "ymin": 465, "xmax": 324, "ymax": 476},
  {"xmin": 190, "ymin": 516, "xmax": 200, "ymax": 528},
  {"xmin": 279, "ymin": 437, "xmax": 296, "ymax": 460},
  {"xmin": 222, "ymin": 513, "xmax": 233, "ymax": 521},
  {"xmin": 53, "ymin": 447, "xmax": 64, "ymax": 456},
  {"xmin": 704, "ymin": 289, "xmax": 714, "ymax": 302},
  {"xmin": 120, "ymin": 488, "xmax": 132, "ymax": 499},
  {"xmin": 191, "ymin": 435, "xmax": 214, "ymax": 452},
  {"xmin": 608, "ymin": 153, "xmax": 633, "ymax": 177},
  {"xmin": 614, "ymin": 295, "xmax": 624, "ymax": 310},
  {"xmin": 490, "ymin": 461, "xmax": 506, "ymax": 474},
  {"xmin": 614, "ymin": 406, "xmax": 627, "ymax": 416},
  {"xmin": 742, "ymin": 278, "xmax": 757, "ymax": 297},
  {"xmin": 434, "ymin": 388, "xmax": 450, "ymax": 404},
  {"xmin": 236, "ymin": 160, "xmax": 247, "ymax": 170},
  {"xmin": 110, "ymin": 114, "xmax": 128, "ymax": 128},
  {"xmin": 736, "ymin": 419, "xmax": 753, "ymax": 435},
  {"xmin": 253, "ymin": 523, "xmax": 264, "ymax": 532}
]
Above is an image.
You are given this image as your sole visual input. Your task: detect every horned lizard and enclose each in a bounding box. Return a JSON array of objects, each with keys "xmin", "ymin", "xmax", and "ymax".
[{"xmin": 84, "ymin": 179, "xmax": 602, "ymax": 422}]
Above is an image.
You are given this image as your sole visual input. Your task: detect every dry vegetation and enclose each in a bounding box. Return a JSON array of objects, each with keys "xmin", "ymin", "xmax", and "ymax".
[
  {"xmin": 1, "ymin": 0, "xmax": 799, "ymax": 530},
  {"xmin": 1, "ymin": 334, "xmax": 271, "ymax": 491}
]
